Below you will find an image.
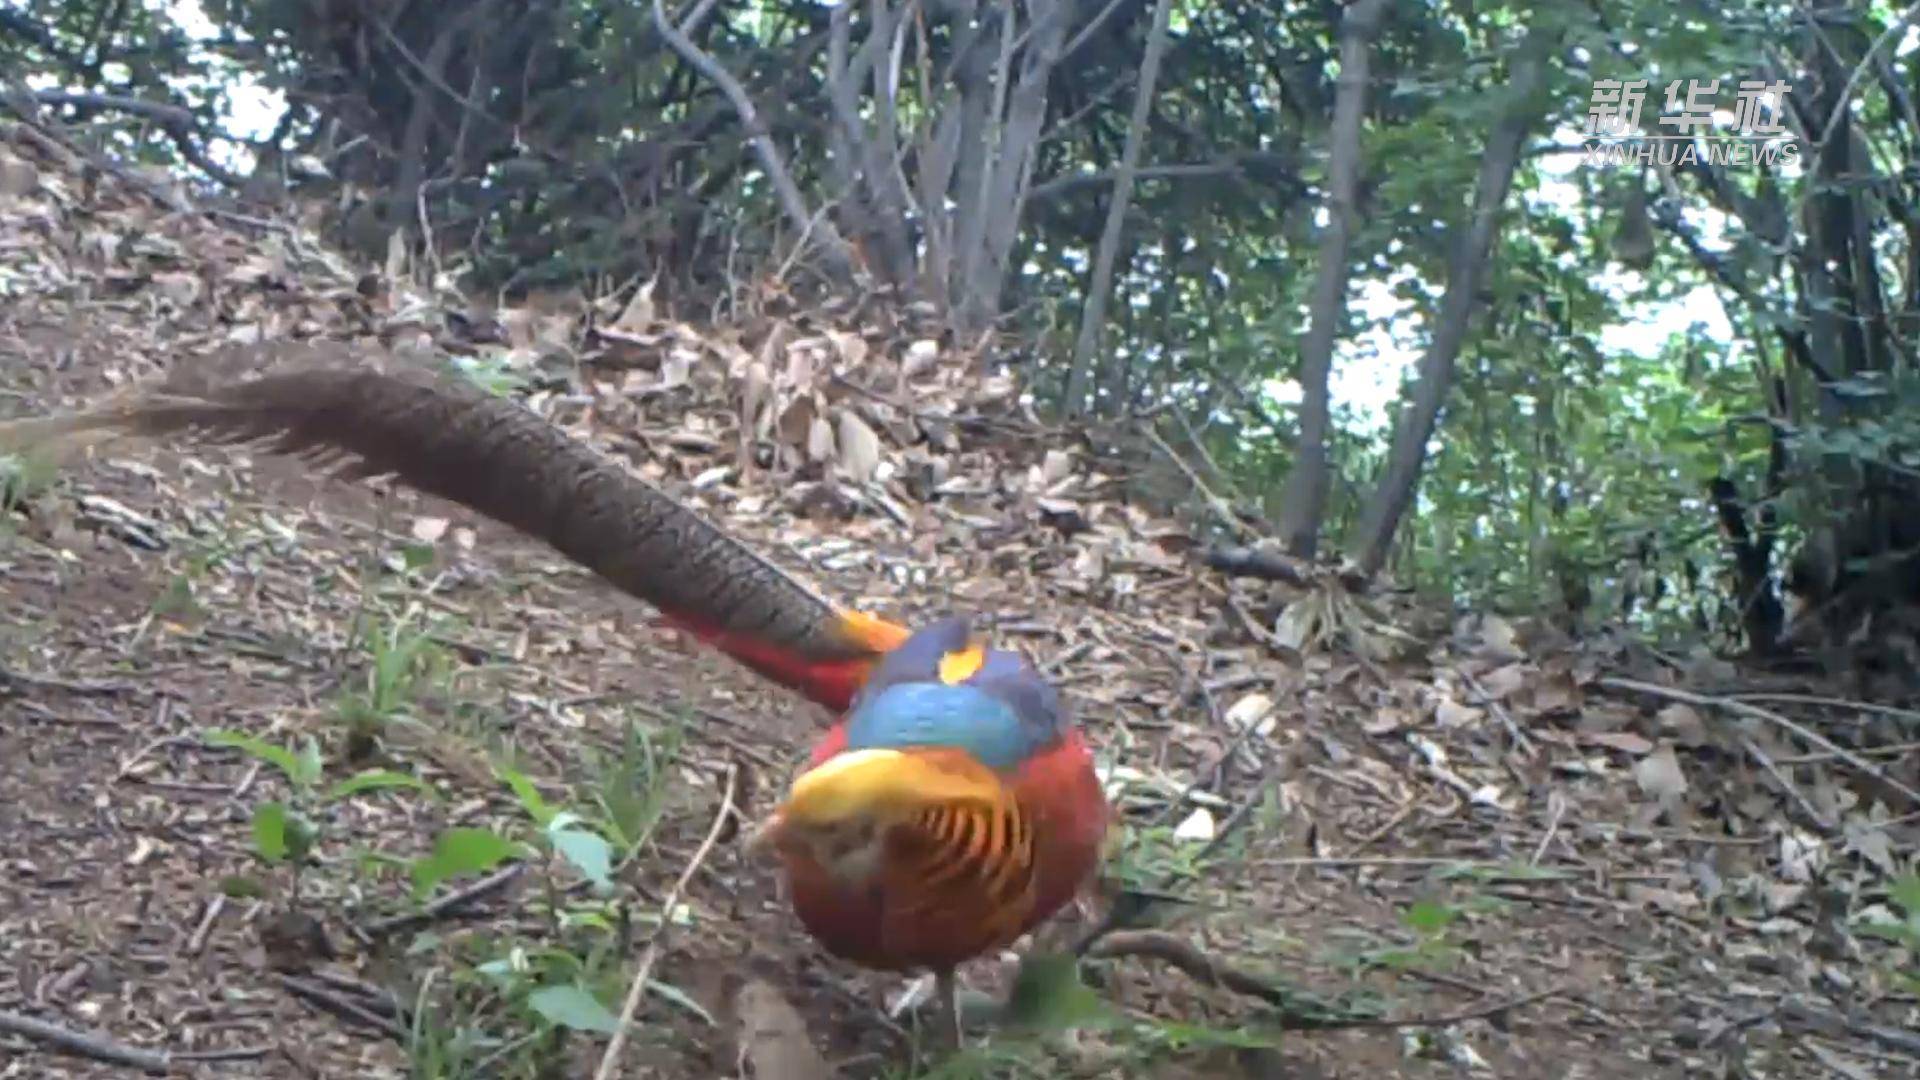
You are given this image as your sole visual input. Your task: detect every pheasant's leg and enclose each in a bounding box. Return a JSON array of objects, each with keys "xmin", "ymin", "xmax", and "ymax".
[{"xmin": 933, "ymin": 967, "xmax": 961, "ymax": 1052}]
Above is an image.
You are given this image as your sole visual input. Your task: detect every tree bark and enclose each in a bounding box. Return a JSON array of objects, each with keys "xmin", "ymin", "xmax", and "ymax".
[
  {"xmin": 954, "ymin": 0, "xmax": 1074, "ymax": 338},
  {"xmin": 1062, "ymin": 0, "xmax": 1177, "ymax": 417},
  {"xmin": 1346, "ymin": 26, "xmax": 1554, "ymax": 578},
  {"xmin": 1271, "ymin": 0, "xmax": 1391, "ymax": 557}
]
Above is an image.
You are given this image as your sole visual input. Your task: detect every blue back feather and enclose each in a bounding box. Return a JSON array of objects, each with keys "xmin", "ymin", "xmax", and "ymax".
[{"xmin": 842, "ymin": 615, "xmax": 1064, "ymax": 770}]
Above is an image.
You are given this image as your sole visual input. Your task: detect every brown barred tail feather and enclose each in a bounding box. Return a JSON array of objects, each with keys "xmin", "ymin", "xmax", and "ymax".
[{"xmin": 0, "ymin": 342, "xmax": 909, "ymax": 706}]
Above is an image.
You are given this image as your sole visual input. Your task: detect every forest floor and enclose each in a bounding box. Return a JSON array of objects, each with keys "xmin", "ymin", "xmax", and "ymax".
[{"xmin": 2, "ymin": 126, "xmax": 1917, "ymax": 1080}]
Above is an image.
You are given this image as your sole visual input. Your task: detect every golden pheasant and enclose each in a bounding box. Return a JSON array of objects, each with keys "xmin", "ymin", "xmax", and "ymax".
[{"xmin": 0, "ymin": 343, "xmax": 1109, "ymax": 1047}]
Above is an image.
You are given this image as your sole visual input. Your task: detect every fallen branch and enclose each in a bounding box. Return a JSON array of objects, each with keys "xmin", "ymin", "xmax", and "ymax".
[
  {"xmin": 1777, "ymin": 997, "xmax": 1920, "ymax": 1057},
  {"xmin": 1739, "ymin": 734, "xmax": 1834, "ymax": 833},
  {"xmin": 1089, "ymin": 931, "xmax": 1567, "ymax": 1031},
  {"xmin": 0, "ymin": 667, "xmax": 135, "ymax": 696},
  {"xmin": 1458, "ymin": 666, "xmax": 1534, "ymax": 756},
  {"xmin": 279, "ymin": 975, "xmax": 407, "ymax": 1041},
  {"xmin": 0, "ymin": 1007, "xmax": 170, "ymax": 1074},
  {"xmin": 1076, "ymin": 765, "xmax": 1280, "ymax": 954},
  {"xmin": 1600, "ymin": 677, "xmax": 1920, "ymax": 810},
  {"xmin": 594, "ymin": 763, "xmax": 740, "ymax": 1080},
  {"xmin": 1087, "ymin": 931, "xmax": 1299, "ymax": 1011},
  {"xmin": 1727, "ymin": 692, "xmax": 1920, "ymax": 727},
  {"xmin": 1202, "ymin": 545, "xmax": 1310, "ymax": 586},
  {"xmin": 1140, "ymin": 427, "xmax": 1250, "ymax": 541},
  {"xmin": 365, "ymin": 862, "xmax": 526, "ymax": 936}
]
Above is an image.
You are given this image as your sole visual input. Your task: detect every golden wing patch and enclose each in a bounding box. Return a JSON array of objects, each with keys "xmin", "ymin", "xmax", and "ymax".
[{"xmin": 937, "ymin": 643, "xmax": 986, "ymax": 685}]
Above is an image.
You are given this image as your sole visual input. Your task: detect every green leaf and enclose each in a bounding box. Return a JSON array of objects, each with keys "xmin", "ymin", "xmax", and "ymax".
[
  {"xmin": 1002, "ymin": 952, "xmax": 1110, "ymax": 1032},
  {"xmin": 411, "ymin": 827, "xmax": 523, "ymax": 900},
  {"xmin": 283, "ymin": 811, "xmax": 318, "ymax": 864},
  {"xmin": 205, "ymin": 730, "xmax": 308, "ymax": 788},
  {"xmin": 1145, "ymin": 1018, "xmax": 1280, "ymax": 1052},
  {"xmin": 1401, "ymin": 899, "xmax": 1458, "ymax": 936},
  {"xmin": 527, "ymin": 983, "xmax": 620, "ymax": 1034},
  {"xmin": 219, "ymin": 874, "xmax": 266, "ymax": 899},
  {"xmin": 496, "ymin": 764, "xmax": 556, "ymax": 827},
  {"xmin": 1888, "ymin": 874, "xmax": 1920, "ymax": 917},
  {"xmin": 293, "ymin": 736, "xmax": 325, "ymax": 787},
  {"xmin": 252, "ymin": 801, "xmax": 289, "ymax": 863},
  {"xmin": 548, "ymin": 826, "xmax": 614, "ymax": 891},
  {"xmin": 1858, "ymin": 921, "xmax": 1919, "ymax": 948},
  {"xmin": 644, "ymin": 979, "xmax": 716, "ymax": 1026},
  {"xmin": 327, "ymin": 769, "xmax": 436, "ymax": 802}
]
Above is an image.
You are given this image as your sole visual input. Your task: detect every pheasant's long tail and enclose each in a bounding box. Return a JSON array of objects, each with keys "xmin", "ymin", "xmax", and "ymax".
[{"xmin": 0, "ymin": 343, "xmax": 909, "ymax": 710}]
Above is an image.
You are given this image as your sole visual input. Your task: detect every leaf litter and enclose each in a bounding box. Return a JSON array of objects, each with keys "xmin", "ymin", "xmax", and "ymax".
[{"xmin": 0, "ymin": 125, "xmax": 1915, "ymax": 1078}]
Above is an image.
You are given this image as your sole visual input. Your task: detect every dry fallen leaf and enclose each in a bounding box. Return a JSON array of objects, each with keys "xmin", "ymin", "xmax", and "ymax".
[
  {"xmin": 1477, "ymin": 663, "xmax": 1529, "ymax": 701},
  {"xmin": 1434, "ymin": 696, "xmax": 1483, "ymax": 728},
  {"xmin": 0, "ymin": 150, "xmax": 40, "ymax": 198},
  {"xmin": 903, "ymin": 338, "xmax": 940, "ymax": 377},
  {"xmin": 611, "ymin": 274, "xmax": 658, "ymax": 330},
  {"xmin": 836, "ymin": 409, "xmax": 882, "ymax": 481},
  {"xmin": 1041, "ymin": 448, "xmax": 1074, "ymax": 486},
  {"xmin": 1581, "ymin": 730, "xmax": 1654, "ymax": 755},
  {"xmin": 733, "ymin": 978, "xmax": 834, "ymax": 1080},
  {"xmin": 410, "ymin": 516, "xmax": 450, "ymax": 543},
  {"xmin": 1655, "ymin": 703, "xmax": 1710, "ymax": 747},
  {"xmin": 1634, "ymin": 742, "xmax": 1689, "ymax": 804}
]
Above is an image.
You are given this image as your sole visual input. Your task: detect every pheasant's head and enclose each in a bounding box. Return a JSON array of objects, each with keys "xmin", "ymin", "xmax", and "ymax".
[{"xmin": 746, "ymin": 746, "xmax": 1000, "ymax": 886}]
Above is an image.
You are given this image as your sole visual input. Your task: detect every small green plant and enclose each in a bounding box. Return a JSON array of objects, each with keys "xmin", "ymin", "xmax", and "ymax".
[
  {"xmin": 1328, "ymin": 896, "xmax": 1466, "ymax": 973},
  {"xmin": 382, "ymin": 732, "xmax": 695, "ymax": 1076},
  {"xmin": 899, "ymin": 952, "xmax": 1287, "ymax": 1080},
  {"xmin": 1858, "ymin": 874, "xmax": 1920, "ymax": 995},
  {"xmin": 0, "ymin": 450, "xmax": 58, "ymax": 520},
  {"xmin": 451, "ymin": 352, "xmax": 532, "ymax": 397},
  {"xmin": 335, "ymin": 609, "xmax": 451, "ymax": 761},
  {"xmin": 206, "ymin": 728, "xmax": 438, "ymax": 904},
  {"xmin": 150, "ymin": 534, "xmax": 236, "ymax": 621}
]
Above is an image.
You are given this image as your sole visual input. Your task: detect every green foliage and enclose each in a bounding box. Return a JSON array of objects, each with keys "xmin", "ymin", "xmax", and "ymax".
[
  {"xmin": 1859, "ymin": 874, "xmax": 1920, "ymax": 995},
  {"xmin": 1328, "ymin": 894, "xmax": 1468, "ymax": 974},
  {"xmin": 0, "ymin": 452, "xmax": 59, "ymax": 518},
  {"xmin": 524, "ymin": 983, "xmax": 620, "ymax": 1034},
  {"xmin": 410, "ymin": 827, "xmax": 525, "ymax": 900},
  {"xmin": 1002, "ymin": 953, "xmax": 1115, "ymax": 1033},
  {"xmin": 206, "ymin": 729, "xmax": 325, "ymax": 789}
]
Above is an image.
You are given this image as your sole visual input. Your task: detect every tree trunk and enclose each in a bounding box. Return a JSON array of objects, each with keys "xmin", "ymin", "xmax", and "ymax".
[
  {"xmin": 1062, "ymin": 0, "xmax": 1178, "ymax": 417},
  {"xmin": 1346, "ymin": 26, "xmax": 1554, "ymax": 578},
  {"xmin": 953, "ymin": 0, "xmax": 1074, "ymax": 338},
  {"xmin": 1271, "ymin": 0, "xmax": 1391, "ymax": 558}
]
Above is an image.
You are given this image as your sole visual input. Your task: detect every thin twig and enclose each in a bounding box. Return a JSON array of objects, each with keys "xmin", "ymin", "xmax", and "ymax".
[
  {"xmin": 365, "ymin": 863, "xmax": 525, "ymax": 936},
  {"xmin": 0, "ymin": 1007, "xmax": 170, "ymax": 1074},
  {"xmin": 1778, "ymin": 997, "xmax": 1920, "ymax": 1057},
  {"xmin": 1078, "ymin": 766, "xmax": 1280, "ymax": 954},
  {"xmin": 1089, "ymin": 930, "xmax": 1567, "ymax": 1030},
  {"xmin": 1458, "ymin": 667, "xmax": 1534, "ymax": 756},
  {"xmin": 279, "ymin": 975, "xmax": 407, "ymax": 1041},
  {"xmin": 172, "ymin": 1045, "xmax": 274, "ymax": 1062},
  {"xmin": 1740, "ymin": 734, "xmax": 1834, "ymax": 832},
  {"xmin": 1601, "ymin": 677, "xmax": 1920, "ymax": 809},
  {"xmin": 1257, "ymin": 856, "xmax": 1488, "ymax": 869},
  {"xmin": 594, "ymin": 764, "xmax": 740, "ymax": 1080},
  {"xmin": 0, "ymin": 667, "xmax": 134, "ymax": 696},
  {"xmin": 1727, "ymin": 693, "xmax": 1920, "ymax": 727},
  {"xmin": 1139, "ymin": 426, "xmax": 1250, "ymax": 540},
  {"xmin": 185, "ymin": 894, "xmax": 225, "ymax": 956}
]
